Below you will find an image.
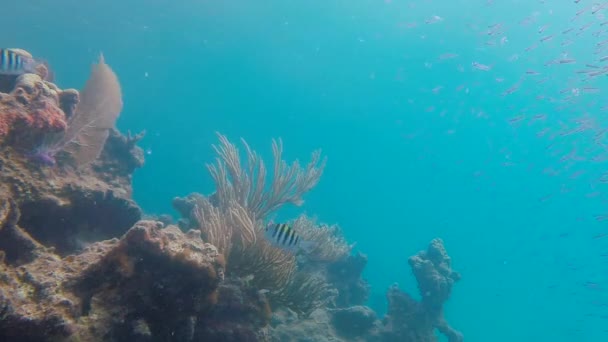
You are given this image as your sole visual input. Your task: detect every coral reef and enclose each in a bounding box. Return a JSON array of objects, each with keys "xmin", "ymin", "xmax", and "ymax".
[
  {"xmin": 327, "ymin": 252, "xmax": 371, "ymax": 307},
  {"xmin": 266, "ymin": 239, "xmax": 462, "ymax": 342},
  {"xmin": 0, "ymin": 132, "xmax": 143, "ymax": 256},
  {"xmin": 377, "ymin": 238, "xmax": 462, "ymax": 342},
  {"xmin": 0, "ymin": 50, "xmax": 464, "ymax": 341},
  {"xmin": 0, "ymin": 72, "xmax": 70, "ymax": 149},
  {"xmin": 0, "ymin": 50, "xmax": 143, "ymax": 256},
  {"xmin": 0, "ymin": 219, "xmax": 223, "ymax": 342},
  {"xmin": 174, "ymin": 133, "xmax": 334, "ymax": 317}
]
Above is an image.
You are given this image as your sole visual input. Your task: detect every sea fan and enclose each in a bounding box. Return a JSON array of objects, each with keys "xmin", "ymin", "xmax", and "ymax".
[
  {"xmin": 62, "ymin": 54, "xmax": 123, "ymax": 166},
  {"xmin": 51, "ymin": 54, "xmax": 123, "ymax": 166}
]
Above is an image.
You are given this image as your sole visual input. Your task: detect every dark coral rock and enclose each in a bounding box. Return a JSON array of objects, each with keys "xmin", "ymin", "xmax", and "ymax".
[
  {"xmin": 58, "ymin": 89, "xmax": 79, "ymax": 120},
  {"xmin": 73, "ymin": 221, "xmax": 223, "ymax": 341},
  {"xmin": 381, "ymin": 285, "xmax": 435, "ymax": 342},
  {"xmin": 0, "ymin": 197, "xmax": 47, "ymax": 265},
  {"xmin": 327, "ymin": 252, "xmax": 370, "ymax": 307},
  {"xmin": 0, "ymin": 127, "xmax": 144, "ymax": 256},
  {"xmin": 0, "ymin": 74, "xmax": 17, "ymax": 94},
  {"xmin": 17, "ymin": 189, "xmax": 141, "ymax": 256},
  {"xmin": 193, "ymin": 277, "xmax": 271, "ymax": 342},
  {"xmin": 380, "ymin": 239, "xmax": 463, "ymax": 342},
  {"xmin": 172, "ymin": 193, "xmax": 205, "ymax": 230},
  {"xmin": 331, "ymin": 305, "xmax": 378, "ymax": 338},
  {"xmin": 409, "ymin": 238, "xmax": 461, "ymax": 312},
  {"xmin": 94, "ymin": 129, "xmax": 145, "ymax": 179},
  {"xmin": 0, "ymin": 220, "xmax": 223, "ymax": 342},
  {"xmin": 270, "ymin": 308, "xmax": 338, "ymax": 342}
]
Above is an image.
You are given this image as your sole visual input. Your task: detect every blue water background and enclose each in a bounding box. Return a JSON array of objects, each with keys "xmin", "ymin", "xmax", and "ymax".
[{"xmin": 5, "ymin": 0, "xmax": 608, "ymax": 340}]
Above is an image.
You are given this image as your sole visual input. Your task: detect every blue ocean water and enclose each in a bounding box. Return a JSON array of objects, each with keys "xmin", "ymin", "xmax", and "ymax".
[{"xmin": 6, "ymin": 0, "xmax": 608, "ymax": 340}]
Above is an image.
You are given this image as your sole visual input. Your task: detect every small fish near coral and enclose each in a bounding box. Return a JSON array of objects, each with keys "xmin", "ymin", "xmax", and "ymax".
[
  {"xmin": 0, "ymin": 48, "xmax": 52, "ymax": 80},
  {"xmin": 264, "ymin": 223, "xmax": 314, "ymax": 253}
]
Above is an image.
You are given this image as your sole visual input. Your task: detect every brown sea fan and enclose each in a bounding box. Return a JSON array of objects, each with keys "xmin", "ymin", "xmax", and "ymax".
[{"xmin": 60, "ymin": 54, "xmax": 123, "ymax": 166}]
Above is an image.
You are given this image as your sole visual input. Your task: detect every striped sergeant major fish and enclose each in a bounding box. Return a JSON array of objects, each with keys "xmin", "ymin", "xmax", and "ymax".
[
  {"xmin": 264, "ymin": 223, "xmax": 315, "ymax": 254},
  {"xmin": 0, "ymin": 48, "xmax": 41, "ymax": 76}
]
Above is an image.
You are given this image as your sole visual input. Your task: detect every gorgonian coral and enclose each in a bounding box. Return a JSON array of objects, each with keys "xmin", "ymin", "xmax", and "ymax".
[
  {"xmin": 41, "ymin": 54, "xmax": 123, "ymax": 167},
  {"xmin": 191, "ymin": 133, "xmax": 331, "ymax": 316}
]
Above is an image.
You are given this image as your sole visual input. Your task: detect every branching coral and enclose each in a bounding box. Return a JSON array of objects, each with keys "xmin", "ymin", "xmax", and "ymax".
[
  {"xmin": 192, "ymin": 194, "xmax": 234, "ymax": 255},
  {"xmin": 207, "ymin": 132, "xmax": 326, "ymax": 221},
  {"xmin": 193, "ymin": 193, "xmax": 298, "ymax": 301},
  {"xmin": 190, "ymin": 133, "xmax": 330, "ymax": 316},
  {"xmin": 291, "ymin": 214, "xmax": 353, "ymax": 263},
  {"xmin": 228, "ymin": 234, "xmax": 297, "ymax": 291},
  {"xmin": 271, "ymin": 272, "xmax": 335, "ymax": 316}
]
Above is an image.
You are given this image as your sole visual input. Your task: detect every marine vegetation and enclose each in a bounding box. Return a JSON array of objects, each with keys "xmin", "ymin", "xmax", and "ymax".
[
  {"xmin": 35, "ymin": 54, "xmax": 123, "ymax": 167},
  {"xmin": 0, "ymin": 48, "xmax": 123, "ymax": 168},
  {"xmin": 0, "ymin": 50, "xmax": 462, "ymax": 342},
  {"xmin": 187, "ymin": 133, "xmax": 335, "ymax": 316}
]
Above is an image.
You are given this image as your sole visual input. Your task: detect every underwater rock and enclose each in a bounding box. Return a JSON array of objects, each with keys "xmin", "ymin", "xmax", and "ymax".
[
  {"xmin": 93, "ymin": 129, "xmax": 145, "ymax": 180},
  {"xmin": 17, "ymin": 189, "xmax": 141, "ymax": 256},
  {"xmin": 381, "ymin": 285, "xmax": 435, "ymax": 342},
  {"xmin": 270, "ymin": 308, "xmax": 341, "ymax": 342},
  {"xmin": 0, "ymin": 144, "xmax": 142, "ymax": 255},
  {"xmin": 172, "ymin": 193, "xmax": 204, "ymax": 231},
  {"xmin": 409, "ymin": 238, "xmax": 461, "ymax": 312},
  {"xmin": 330, "ymin": 305, "xmax": 379, "ymax": 338},
  {"xmin": 0, "ymin": 197, "xmax": 48, "ymax": 265},
  {"xmin": 192, "ymin": 277, "xmax": 272, "ymax": 342},
  {"xmin": 58, "ymin": 89, "xmax": 79, "ymax": 120},
  {"xmin": 0, "ymin": 72, "xmax": 68, "ymax": 149},
  {"xmin": 0, "ymin": 86, "xmax": 144, "ymax": 255},
  {"xmin": 269, "ymin": 307, "xmax": 381, "ymax": 342},
  {"xmin": 327, "ymin": 252, "xmax": 370, "ymax": 307},
  {"xmin": 0, "ymin": 220, "xmax": 224, "ymax": 342},
  {"xmin": 381, "ymin": 239, "xmax": 463, "ymax": 342}
]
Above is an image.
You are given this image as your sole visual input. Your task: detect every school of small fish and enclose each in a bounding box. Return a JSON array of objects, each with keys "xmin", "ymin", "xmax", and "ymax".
[{"xmin": 379, "ymin": 0, "xmax": 608, "ymax": 339}]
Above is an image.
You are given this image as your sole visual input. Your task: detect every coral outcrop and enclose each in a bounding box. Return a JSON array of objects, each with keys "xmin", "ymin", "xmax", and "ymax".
[
  {"xmin": 0, "ymin": 219, "xmax": 223, "ymax": 342},
  {"xmin": 0, "ymin": 72, "xmax": 70, "ymax": 148},
  {"xmin": 327, "ymin": 252, "xmax": 371, "ymax": 307},
  {"xmin": 265, "ymin": 239, "xmax": 462, "ymax": 342},
  {"xmin": 0, "ymin": 50, "xmax": 464, "ymax": 341},
  {"xmin": 0, "ymin": 50, "xmax": 143, "ymax": 256},
  {"xmin": 0, "ymin": 138, "xmax": 142, "ymax": 256}
]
